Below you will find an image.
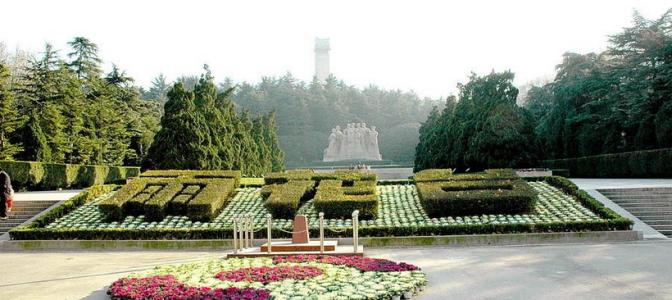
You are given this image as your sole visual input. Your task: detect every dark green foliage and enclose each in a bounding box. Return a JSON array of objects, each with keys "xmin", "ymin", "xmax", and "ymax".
[
  {"xmin": 415, "ymin": 72, "xmax": 539, "ymax": 171},
  {"xmin": 263, "ymin": 180, "xmax": 315, "ymax": 219},
  {"xmin": 417, "ymin": 179, "xmax": 537, "ymax": 217},
  {"xmin": 313, "ymin": 179, "xmax": 378, "ymax": 219},
  {"xmin": 529, "ymin": 10, "xmax": 672, "ymax": 160},
  {"xmin": 5, "ymin": 38, "xmax": 160, "ymax": 166},
  {"xmin": 543, "ymin": 148, "xmax": 672, "ymax": 178},
  {"xmin": 144, "ymin": 72, "xmax": 283, "ymax": 176},
  {"xmin": 0, "ymin": 63, "xmax": 27, "ymax": 159},
  {"xmin": 0, "ymin": 160, "xmax": 138, "ymax": 191}
]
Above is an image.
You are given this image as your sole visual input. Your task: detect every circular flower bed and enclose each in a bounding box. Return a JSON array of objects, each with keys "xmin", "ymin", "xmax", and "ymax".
[{"xmin": 108, "ymin": 255, "xmax": 427, "ymax": 300}]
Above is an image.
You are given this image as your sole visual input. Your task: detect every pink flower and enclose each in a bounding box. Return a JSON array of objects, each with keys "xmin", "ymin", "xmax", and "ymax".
[
  {"xmin": 107, "ymin": 275, "xmax": 270, "ymax": 300},
  {"xmin": 273, "ymin": 255, "xmax": 419, "ymax": 272},
  {"xmin": 215, "ymin": 266, "xmax": 323, "ymax": 284}
]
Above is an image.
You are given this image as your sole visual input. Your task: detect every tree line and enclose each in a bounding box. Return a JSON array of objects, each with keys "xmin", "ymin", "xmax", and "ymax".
[
  {"xmin": 144, "ymin": 67, "xmax": 284, "ymax": 175},
  {"xmin": 0, "ymin": 38, "xmax": 284, "ymax": 175},
  {"xmin": 415, "ymin": 9, "xmax": 672, "ymax": 170},
  {"xmin": 205, "ymin": 75, "xmax": 436, "ymax": 167},
  {"xmin": 0, "ymin": 37, "xmax": 160, "ymax": 166}
]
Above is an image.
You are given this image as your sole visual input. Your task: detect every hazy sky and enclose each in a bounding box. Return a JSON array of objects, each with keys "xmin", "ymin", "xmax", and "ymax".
[{"xmin": 1, "ymin": 0, "xmax": 670, "ymax": 98}]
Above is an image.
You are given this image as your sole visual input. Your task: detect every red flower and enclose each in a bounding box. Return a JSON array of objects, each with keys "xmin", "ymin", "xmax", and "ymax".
[
  {"xmin": 216, "ymin": 266, "xmax": 323, "ymax": 284},
  {"xmin": 272, "ymin": 255, "xmax": 419, "ymax": 272},
  {"xmin": 107, "ymin": 275, "xmax": 270, "ymax": 300}
]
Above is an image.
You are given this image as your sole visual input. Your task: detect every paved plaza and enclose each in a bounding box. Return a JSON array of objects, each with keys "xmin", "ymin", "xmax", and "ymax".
[{"xmin": 1, "ymin": 241, "xmax": 671, "ymax": 300}]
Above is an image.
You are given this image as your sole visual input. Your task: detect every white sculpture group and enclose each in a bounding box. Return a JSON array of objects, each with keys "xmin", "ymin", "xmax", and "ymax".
[{"xmin": 323, "ymin": 123, "xmax": 382, "ymax": 162}]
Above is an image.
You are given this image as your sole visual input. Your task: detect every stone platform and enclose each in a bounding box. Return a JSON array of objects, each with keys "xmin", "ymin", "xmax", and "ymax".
[
  {"xmin": 260, "ymin": 240, "xmax": 337, "ymax": 252},
  {"xmin": 228, "ymin": 245, "xmax": 364, "ymax": 258}
]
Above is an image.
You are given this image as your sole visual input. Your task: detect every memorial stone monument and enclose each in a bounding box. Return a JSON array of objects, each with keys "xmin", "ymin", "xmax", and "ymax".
[{"xmin": 323, "ymin": 122, "xmax": 382, "ymax": 162}]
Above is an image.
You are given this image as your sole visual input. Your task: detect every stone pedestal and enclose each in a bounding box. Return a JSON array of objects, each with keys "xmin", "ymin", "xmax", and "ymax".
[{"xmin": 292, "ymin": 215, "xmax": 310, "ymax": 244}]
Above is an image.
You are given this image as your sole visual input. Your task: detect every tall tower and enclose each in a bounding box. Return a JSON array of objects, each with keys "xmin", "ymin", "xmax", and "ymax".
[{"xmin": 314, "ymin": 38, "xmax": 330, "ymax": 82}]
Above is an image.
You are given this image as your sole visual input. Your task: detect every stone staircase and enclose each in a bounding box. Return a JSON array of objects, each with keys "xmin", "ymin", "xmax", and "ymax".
[
  {"xmin": 0, "ymin": 200, "xmax": 59, "ymax": 235},
  {"xmin": 599, "ymin": 188, "xmax": 672, "ymax": 237}
]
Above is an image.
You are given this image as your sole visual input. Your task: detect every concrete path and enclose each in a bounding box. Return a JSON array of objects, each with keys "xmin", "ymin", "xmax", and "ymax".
[{"xmin": 1, "ymin": 241, "xmax": 672, "ymax": 300}]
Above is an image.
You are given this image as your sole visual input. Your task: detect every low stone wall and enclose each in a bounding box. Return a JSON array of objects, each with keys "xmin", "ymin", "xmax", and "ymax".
[{"xmin": 0, "ymin": 230, "xmax": 642, "ymax": 251}]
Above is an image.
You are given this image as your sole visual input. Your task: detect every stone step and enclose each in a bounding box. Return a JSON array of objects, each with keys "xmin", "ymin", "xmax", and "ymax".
[
  {"xmin": 10, "ymin": 206, "xmax": 55, "ymax": 211},
  {"xmin": 623, "ymin": 209, "xmax": 672, "ymax": 215},
  {"xmin": 656, "ymin": 230, "xmax": 672, "ymax": 237},
  {"xmin": 0, "ymin": 222, "xmax": 28, "ymax": 228},
  {"xmin": 599, "ymin": 188, "xmax": 672, "ymax": 193},
  {"xmin": 12, "ymin": 203, "xmax": 58, "ymax": 206},
  {"xmin": 641, "ymin": 220, "xmax": 672, "ymax": 226},
  {"xmin": 616, "ymin": 203, "xmax": 672, "ymax": 208},
  {"xmin": 607, "ymin": 196, "xmax": 672, "ymax": 201},
  {"xmin": 5, "ymin": 213, "xmax": 41, "ymax": 218},
  {"xmin": 651, "ymin": 225, "xmax": 672, "ymax": 231},
  {"xmin": 637, "ymin": 216, "xmax": 672, "ymax": 222}
]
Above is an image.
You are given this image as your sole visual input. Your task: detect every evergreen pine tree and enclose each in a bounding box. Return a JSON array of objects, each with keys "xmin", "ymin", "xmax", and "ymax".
[{"xmin": 0, "ymin": 63, "xmax": 27, "ymax": 159}]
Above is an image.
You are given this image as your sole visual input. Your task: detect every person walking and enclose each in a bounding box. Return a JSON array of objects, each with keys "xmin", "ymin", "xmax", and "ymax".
[{"xmin": 0, "ymin": 171, "xmax": 12, "ymax": 220}]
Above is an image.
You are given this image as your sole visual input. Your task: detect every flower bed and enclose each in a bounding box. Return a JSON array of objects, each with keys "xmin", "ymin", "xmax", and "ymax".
[
  {"xmin": 10, "ymin": 177, "xmax": 632, "ymax": 240},
  {"xmin": 108, "ymin": 275, "xmax": 270, "ymax": 300},
  {"xmin": 107, "ymin": 256, "xmax": 427, "ymax": 300}
]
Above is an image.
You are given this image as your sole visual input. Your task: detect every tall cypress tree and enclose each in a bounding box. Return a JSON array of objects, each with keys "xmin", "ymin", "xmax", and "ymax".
[
  {"xmin": 144, "ymin": 82, "xmax": 206, "ymax": 169},
  {"xmin": 0, "ymin": 63, "xmax": 27, "ymax": 159},
  {"xmin": 263, "ymin": 112, "xmax": 285, "ymax": 171}
]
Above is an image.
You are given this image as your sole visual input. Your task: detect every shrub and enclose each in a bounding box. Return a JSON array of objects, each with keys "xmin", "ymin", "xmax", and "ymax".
[
  {"xmin": 414, "ymin": 168, "xmax": 518, "ymax": 182},
  {"xmin": 264, "ymin": 169, "xmax": 314, "ymax": 184},
  {"xmin": 0, "ymin": 160, "xmax": 138, "ymax": 190},
  {"xmin": 141, "ymin": 170, "xmax": 241, "ymax": 186},
  {"xmin": 414, "ymin": 169, "xmax": 453, "ymax": 182},
  {"xmin": 264, "ymin": 169, "xmax": 378, "ymax": 185},
  {"xmin": 143, "ymin": 183, "xmax": 184, "ymax": 221},
  {"xmin": 99, "ymin": 180, "xmax": 148, "ymax": 220},
  {"xmin": 313, "ymin": 180, "xmax": 378, "ymax": 219},
  {"xmin": 263, "ymin": 181, "xmax": 315, "ymax": 219},
  {"xmin": 543, "ymin": 148, "xmax": 672, "ymax": 178},
  {"xmin": 417, "ymin": 179, "xmax": 537, "ymax": 217},
  {"xmin": 99, "ymin": 171, "xmax": 241, "ymax": 222},
  {"xmin": 186, "ymin": 179, "xmax": 236, "ymax": 221}
]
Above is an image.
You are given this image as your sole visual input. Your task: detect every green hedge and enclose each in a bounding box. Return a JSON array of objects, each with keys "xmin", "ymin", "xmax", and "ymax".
[
  {"xmin": 140, "ymin": 170, "xmax": 241, "ymax": 186},
  {"xmin": 143, "ymin": 183, "xmax": 184, "ymax": 221},
  {"xmin": 313, "ymin": 180, "xmax": 379, "ymax": 219},
  {"xmin": 417, "ymin": 179, "xmax": 537, "ymax": 217},
  {"xmin": 186, "ymin": 179, "xmax": 236, "ymax": 221},
  {"xmin": 414, "ymin": 168, "xmax": 518, "ymax": 182},
  {"xmin": 543, "ymin": 148, "xmax": 672, "ymax": 178},
  {"xmin": 263, "ymin": 180, "xmax": 316, "ymax": 219},
  {"xmin": 9, "ymin": 219, "xmax": 633, "ymax": 240},
  {"xmin": 0, "ymin": 160, "xmax": 139, "ymax": 190},
  {"xmin": 98, "ymin": 176, "xmax": 237, "ymax": 222},
  {"xmin": 264, "ymin": 169, "xmax": 377, "ymax": 185}
]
